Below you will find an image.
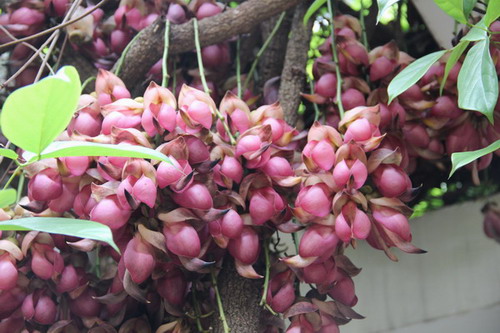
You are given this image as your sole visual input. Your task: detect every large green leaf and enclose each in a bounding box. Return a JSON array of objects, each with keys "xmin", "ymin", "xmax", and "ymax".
[
  {"xmin": 433, "ymin": 0, "xmax": 467, "ymax": 23},
  {"xmin": 457, "ymin": 38, "xmax": 498, "ymax": 123},
  {"xmin": 484, "ymin": 0, "xmax": 500, "ymax": 26},
  {"xmin": 0, "ymin": 189, "xmax": 16, "ymax": 208},
  {"xmin": 388, "ymin": 50, "xmax": 447, "ymax": 103},
  {"xmin": 450, "ymin": 139, "xmax": 500, "ymax": 177},
  {"xmin": 22, "ymin": 141, "xmax": 173, "ymax": 165},
  {"xmin": 440, "ymin": 41, "xmax": 470, "ymax": 95},
  {"xmin": 376, "ymin": 0, "xmax": 401, "ymax": 23},
  {"xmin": 303, "ymin": 0, "xmax": 327, "ymax": 25},
  {"xmin": 0, "ymin": 217, "xmax": 119, "ymax": 252},
  {"xmin": 0, "ymin": 66, "xmax": 81, "ymax": 154}
]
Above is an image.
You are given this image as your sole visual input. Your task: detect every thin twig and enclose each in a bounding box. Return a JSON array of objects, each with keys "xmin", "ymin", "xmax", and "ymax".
[
  {"xmin": 3, "ymin": 166, "xmax": 21, "ymax": 190},
  {"xmin": 53, "ymin": 32, "xmax": 69, "ymax": 71},
  {"xmin": 191, "ymin": 286, "xmax": 206, "ymax": 333},
  {"xmin": 236, "ymin": 37, "xmax": 242, "ymax": 98},
  {"xmin": 1, "ymin": 33, "xmax": 58, "ymax": 89},
  {"xmin": 16, "ymin": 171, "xmax": 25, "ymax": 202},
  {"xmin": 81, "ymin": 76, "xmax": 96, "ymax": 92},
  {"xmin": 0, "ymin": 0, "xmax": 111, "ymax": 51},
  {"xmin": 0, "ymin": 26, "xmax": 54, "ymax": 75},
  {"xmin": 34, "ymin": 30, "xmax": 61, "ymax": 82},
  {"xmin": 259, "ymin": 239, "xmax": 277, "ymax": 316},
  {"xmin": 327, "ymin": 0, "xmax": 345, "ymax": 119},
  {"xmin": 359, "ymin": 0, "xmax": 369, "ymax": 49},
  {"xmin": 162, "ymin": 19, "xmax": 171, "ymax": 88},
  {"xmin": 210, "ymin": 268, "xmax": 230, "ymax": 333},
  {"xmin": 242, "ymin": 11, "xmax": 286, "ymax": 93},
  {"xmin": 309, "ymin": 79, "xmax": 321, "ymax": 122}
]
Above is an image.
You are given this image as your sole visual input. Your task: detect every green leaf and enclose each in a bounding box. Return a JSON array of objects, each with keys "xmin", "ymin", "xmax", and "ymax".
[
  {"xmin": 303, "ymin": 0, "xmax": 327, "ymax": 26},
  {"xmin": 0, "ymin": 148, "xmax": 18, "ymax": 161},
  {"xmin": 484, "ymin": 0, "xmax": 500, "ymax": 26},
  {"xmin": 0, "ymin": 189, "xmax": 16, "ymax": 208},
  {"xmin": 440, "ymin": 40, "xmax": 470, "ymax": 95},
  {"xmin": 22, "ymin": 141, "xmax": 173, "ymax": 165},
  {"xmin": 0, "ymin": 66, "xmax": 81, "ymax": 154},
  {"xmin": 463, "ymin": 0, "xmax": 478, "ymax": 18},
  {"xmin": 433, "ymin": 0, "xmax": 467, "ymax": 23},
  {"xmin": 376, "ymin": 0, "xmax": 401, "ymax": 24},
  {"xmin": 450, "ymin": 139, "xmax": 500, "ymax": 177},
  {"xmin": 388, "ymin": 50, "xmax": 447, "ymax": 103},
  {"xmin": 0, "ymin": 217, "xmax": 119, "ymax": 253},
  {"xmin": 457, "ymin": 38, "xmax": 498, "ymax": 123}
]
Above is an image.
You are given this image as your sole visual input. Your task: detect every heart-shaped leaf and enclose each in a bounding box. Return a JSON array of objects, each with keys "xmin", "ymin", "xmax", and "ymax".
[
  {"xmin": 0, "ymin": 148, "xmax": 18, "ymax": 161},
  {"xmin": 1, "ymin": 66, "xmax": 81, "ymax": 154},
  {"xmin": 450, "ymin": 139, "xmax": 500, "ymax": 177},
  {"xmin": 0, "ymin": 189, "xmax": 16, "ymax": 208},
  {"xmin": 22, "ymin": 141, "xmax": 173, "ymax": 165},
  {"xmin": 458, "ymin": 38, "xmax": 498, "ymax": 123},
  {"xmin": 376, "ymin": 0, "xmax": 401, "ymax": 23},
  {"xmin": 0, "ymin": 217, "xmax": 119, "ymax": 252},
  {"xmin": 388, "ymin": 50, "xmax": 446, "ymax": 103}
]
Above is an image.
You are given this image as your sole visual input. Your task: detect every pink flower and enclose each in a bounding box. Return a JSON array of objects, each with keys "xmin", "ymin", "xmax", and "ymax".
[
  {"xmin": 90, "ymin": 195, "xmax": 131, "ymax": 230},
  {"xmin": 303, "ymin": 139, "xmax": 336, "ymax": 171},
  {"xmin": 163, "ymin": 222, "xmax": 201, "ymax": 258},
  {"xmin": 249, "ymin": 187, "xmax": 285, "ymax": 225},
  {"xmin": 372, "ymin": 205, "xmax": 411, "ymax": 241},
  {"xmin": 266, "ymin": 270, "xmax": 295, "ymax": 313},
  {"xmin": 124, "ymin": 236, "xmax": 155, "ymax": 284},
  {"xmin": 295, "ymin": 184, "xmax": 332, "ymax": 218},
  {"xmin": 372, "ymin": 164, "xmax": 411, "ymax": 198},
  {"xmin": 28, "ymin": 168, "xmax": 62, "ymax": 202},
  {"xmin": 228, "ymin": 226, "xmax": 259, "ymax": 265},
  {"xmin": 171, "ymin": 182, "xmax": 213, "ymax": 210},
  {"xmin": 22, "ymin": 292, "xmax": 57, "ymax": 325},
  {"xmin": 299, "ymin": 225, "xmax": 339, "ymax": 258},
  {"xmin": 332, "ymin": 159, "xmax": 367, "ymax": 189},
  {"xmin": 334, "ymin": 201, "xmax": 371, "ymax": 242}
]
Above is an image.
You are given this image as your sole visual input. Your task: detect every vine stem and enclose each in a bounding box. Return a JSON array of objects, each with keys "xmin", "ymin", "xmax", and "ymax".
[
  {"xmin": 3, "ymin": 166, "xmax": 21, "ymax": 190},
  {"xmin": 211, "ymin": 268, "xmax": 230, "ymax": 333},
  {"xmin": 359, "ymin": 0, "xmax": 369, "ymax": 49},
  {"xmin": 191, "ymin": 286, "xmax": 206, "ymax": 332},
  {"xmin": 327, "ymin": 0, "xmax": 345, "ymax": 119},
  {"xmin": 242, "ymin": 11, "xmax": 286, "ymax": 93},
  {"xmin": 236, "ymin": 37, "xmax": 242, "ymax": 98},
  {"xmin": 161, "ymin": 19, "xmax": 171, "ymax": 88},
  {"xmin": 115, "ymin": 31, "xmax": 143, "ymax": 76},
  {"xmin": 260, "ymin": 239, "xmax": 278, "ymax": 316},
  {"xmin": 81, "ymin": 76, "xmax": 96, "ymax": 92},
  {"xmin": 193, "ymin": 18, "xmax": 236, "ymax": 145},
  {"xmin": 309, "ymin": 80, "xmax": 321, "ymax": 122}
]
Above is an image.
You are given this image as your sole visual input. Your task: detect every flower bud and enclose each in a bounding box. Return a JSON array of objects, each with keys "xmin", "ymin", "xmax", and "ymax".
[
  {"xmin": 172, "ymin": 182, "xmax": 213, "ymax": 210},
  {"xmin": 90, "ymin": 195, "xmax": 132, "ymax": 230},
  {"xmin": 0, "ymin": 255, "xmax": 17, "ymax": 290},
  {"xmin": 69, "ymin": 288, "xmax": 101, "ymax": 318},
  {"xmin": 372, "ymin": 164, "xmax": 411, "ymax": 197},
  {"xmin": 124, "ymin": 236, "xmax": 155, "ymax": 284},
  {"xmin": 163, "ymin": 222, "xmax": 201, "ymax": 258},
  {"xmin": 372, "ymin": 205, "xmax": 411, "ymax": 241},
  {"xmin": 249, "ymin": 187, "xmax": 285, "ymax": 225},
  {"xmin": 56, "ymin": 265, "xmax": 79, "ymax": 293},
  {"xmin": 315, "ymin": 73, "xmax": 337, "ymax": 98},
  {"xmin": 332, "ymin": 159, "xmax": 367, "ymax": 189},
  {"xmin": 370, "ymin": 56, "xmax": 395, "ymax": 81},
  {"xmin": 167, "ymin": 4, "xmax": 187, "ymax": 24},
  {"xmin": 157, "ymin": 269, "xmax": 187, "ymax": 305},
  {"xmin": 196, "ymin": 2, "xmax": 222, "ymax": 19},
  {"xmin": 295, "ymin": 184, "xmax": 331, "ymax": 218},
  {"xmin": 28, "ymin": 168, "xmax": 63, "ymax": 202},
  {"xmin": 267, "ymin": 270, "xmax": 295, "ymax": 313},
  {"xmin": 31, "ymin": 243, "xmax": 64, "ymax": 280},
  {"xmin": 299, "ymin": 225, "xmax": 339, "ymax": 258},
  {"xmin": 22, "ymin": 292, "xmax": 57, "ymax": 325},
  {"xmin": 228, "ymin": 226, "xmax": 259, "ymax": 264},
  {"xmin": 220, "ymin": 156, "xmax": 244, "ymax": 183},
  {"xmin": 327, "ymin": 272, "xmax": 357, "ymax": 306},
  {"xmin": 221, "ymin": 209, "xmax": 244, "ymax": 239},
  {"xmin": 334, "ymin": 201, "xmax": 371, "ymax": 242}
]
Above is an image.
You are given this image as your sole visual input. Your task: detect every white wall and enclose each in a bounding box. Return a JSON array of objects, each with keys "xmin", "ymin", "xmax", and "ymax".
[{"xmin": 342, "ymin": 194, "xmax": 500, "ymax": 333}]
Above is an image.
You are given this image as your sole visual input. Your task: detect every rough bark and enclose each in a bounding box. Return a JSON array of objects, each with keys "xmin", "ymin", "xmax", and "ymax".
[
  {"xmin": 115, "ymin": 0, "xmax": 304, "ymax": 90},
  {"xmin": 278, "ymin": 1, "xmax": 313, "ymax": 127},
  {"xmin": 210, "ymin": 257, "xmax": 266, "ymax": 333}
]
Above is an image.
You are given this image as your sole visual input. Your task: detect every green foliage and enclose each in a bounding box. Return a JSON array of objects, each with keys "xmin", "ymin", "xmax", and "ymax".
[
  {"xmin": 0, "ymin": 217, "xmax": 119, "ymax": 252},
  {"xmin": 387, "ymin": 50, "xmax": 447, "ymax": 103},
  {"xmin": 457, "ymin": 38, "xmax": 498, "ymax": 123},
  {"xmin": 463, "ymin": 0, "xmax": 479, "ymax": 19},
  {"xmin": 376, "ymin": 0, "xmax": 401, "ymax": 23},
  {"xmin": 440, "ymin": 41, "xmax": 469, "ymax": 95},
  {"xmin": 303, "ymin": 0, "xmax": 327, "ymax": 26},
  {"xmin": 433, "ymin": 0, "xmax": 469, "ymax": 24},
  {"xmin": 22, "ymin": 141, "xmax": 173, "ymax": 165},
  {"xmin": 484, "ymin": 0, "xmax": 500, "ymax": 26},
  {"xmin": 0, "ymin": 148, "xmax": 18, "ymax": 161},
  {"xmin": 450, "ymin": 140, "xmax": 500, "ymax": 177},
  {"xmin": 0, "ymin": 189, "xmax": 17, "ymax": 208},
  {"xmin": 1, "ymin": 66, "xmax": 81, "ymax": 154}
]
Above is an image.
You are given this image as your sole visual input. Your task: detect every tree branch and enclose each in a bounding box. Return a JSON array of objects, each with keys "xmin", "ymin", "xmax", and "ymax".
[
  {"xmin": 115, "ymin": 0, "xmax": 304, "ymax": 90},
  {"xmin": 279, "ymin": 1, "xmax": 312, "ymax": 127}
]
